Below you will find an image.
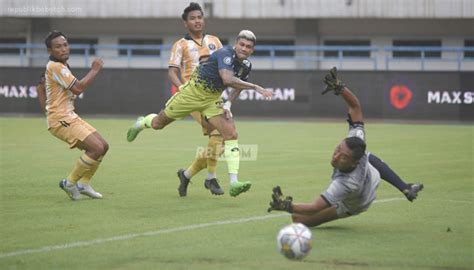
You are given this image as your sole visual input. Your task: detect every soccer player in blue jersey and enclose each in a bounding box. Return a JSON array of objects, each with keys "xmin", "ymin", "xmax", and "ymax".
[
  {"xmin": 268, "ymin": 68, "xmax": 423, "ymax": 227},
  {"xmin": 127, "ymin": 30, "xmax": 272, "ymax": 197}
]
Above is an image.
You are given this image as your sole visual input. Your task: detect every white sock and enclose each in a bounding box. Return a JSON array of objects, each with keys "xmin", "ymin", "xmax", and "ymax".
[
  {"xmin": 76, "ymin": 182, "xmax": 90, "ymax": 188},
  {"xmin": 66, "ymin": 179, "xmax": 75, "ymax": 187},
  {"xmin": 184, "ymin": 170, "xmax": 192, "ymax": 179},
  {"xmin": 229, "ymin": 173, "xmax": 238, "ymax": 184},
  {"xmin": 134, "ymin": 119, "xmax": 145, "ymax": 130},
  {"xmin": 207, "ymin": 172, "xmax": 217, "ymax": 180}
]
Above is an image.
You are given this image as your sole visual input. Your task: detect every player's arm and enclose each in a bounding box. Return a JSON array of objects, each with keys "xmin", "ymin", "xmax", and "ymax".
[
  {"xmin": 219, "ymin": 69, "xmax": 272, "ymax": 99},
  {"xmin": 70, "ymin": 58, "xmax": 103, "ymax": 95},
  {"xmin": 268, "ymin": 186, "xmax": 330, "ymax": 214},
  {"xmin": 168, "ymin": 41, "xmax": 183, "ymax": 88},
  {"xmin": 226, "ymin": 88, "xmax": 242, "ymax": 102},
  {"xmin": 341, "ymin": 87, "xmax": 363, "ymax": 123},
  {"xmin": 221, "ymin": 88, "xmax": 242, "ymax": 120},
  {"xmin": 291, "ymin": 196, "xmax": 331, "ymax": 215},
  {"xmin": 322, "ymin": 67, "xmax": 363, "ymax": 123},
  {"xmin": 37, "ymin": 74, "xmax": 46, "ymax": 113},
  {"xmin": 168, "ymin": 66, "xmax": 183, "ymax": 88}
]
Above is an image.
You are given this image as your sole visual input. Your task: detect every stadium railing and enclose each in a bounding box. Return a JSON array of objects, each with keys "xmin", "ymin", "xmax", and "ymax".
[
  {"xmin": 384, "ymin": 46, "xmax": 474, "ymax": 71},
  {"xmin": 0, "ymin": 43, "xmax": 473, "ymax": 71}
]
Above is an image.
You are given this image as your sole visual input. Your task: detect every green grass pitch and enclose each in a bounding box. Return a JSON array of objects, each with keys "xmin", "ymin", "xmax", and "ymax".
[{"xmin": 0, "ymin": 116, "xmax": 472, "ymax": 270}]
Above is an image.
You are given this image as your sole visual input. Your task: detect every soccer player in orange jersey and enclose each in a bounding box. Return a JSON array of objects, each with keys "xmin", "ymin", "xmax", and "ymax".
[
  {"xmin": 168, "ymin": 3, "xmax": 226, "ymax": 197},
  {"xmin": 38, "ymin": 31, "xmax": 108, "ymax": 200}
]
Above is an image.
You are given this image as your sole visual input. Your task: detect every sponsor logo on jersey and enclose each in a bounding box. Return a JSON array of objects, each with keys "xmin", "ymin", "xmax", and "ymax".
[
  {"xmin": 208, "ymin": 43, "xmax": 216, "ymax": 50},
  {"xmin": 223, "ymin": 56, "xmax": 232, "ymax": 65},
  {"xmin": 60, "ymin": 67, "xmax": 71, "ymax": 77}
]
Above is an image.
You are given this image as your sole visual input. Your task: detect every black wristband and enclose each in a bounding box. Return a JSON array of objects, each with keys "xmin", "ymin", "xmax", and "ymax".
[{"xmin": 285, "ymin": 201, "xmax": 293, "ymax": 213}]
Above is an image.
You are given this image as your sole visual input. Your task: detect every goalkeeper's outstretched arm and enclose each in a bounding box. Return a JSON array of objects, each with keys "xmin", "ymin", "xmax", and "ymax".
[{"xmin": 340, "ymin": 87, "xmax": 363, "ymax": 123}]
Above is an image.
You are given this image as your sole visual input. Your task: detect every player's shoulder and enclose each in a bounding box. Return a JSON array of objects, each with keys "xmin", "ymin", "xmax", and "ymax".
[
  {"xmin": 219, "ymin": 45, "xmax": 234, "ymax": 54},
  {"xmin": 46, "ymin": 60, "xmax": 64, "ymax": 69},
  {"xmin": 206, "ymin": 34, "xmax": 221, "ymax": 43},
  {"xmin": 46, "ymin": 60, "xmax": 68, "ymax": 74},
  {"xmin": 172, "ymin": 37, "xmax": 187, "ymax": 46},
  {"xmin": 205, "ymin": 35, "xmax": 222, "ymax": 48}
]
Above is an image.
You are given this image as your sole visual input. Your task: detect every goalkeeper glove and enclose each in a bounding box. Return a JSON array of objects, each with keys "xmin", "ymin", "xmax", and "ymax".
[
  {"xmin": 267, "ymin": 186, "xmax": 293, "ymax": 213},
  {"xmin": 322, "ymin": 67, "xmax": 346, "ymax": 95}
]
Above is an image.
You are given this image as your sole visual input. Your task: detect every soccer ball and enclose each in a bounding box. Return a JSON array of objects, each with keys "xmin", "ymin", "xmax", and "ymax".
[{"xmin": 276, "ymin": 223, "xmax": 313, "ymax": 260}]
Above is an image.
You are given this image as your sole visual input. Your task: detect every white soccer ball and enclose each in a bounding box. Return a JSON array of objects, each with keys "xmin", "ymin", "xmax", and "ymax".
[{"xmin": 276, "ymin": 223, "xmax": 313, "ymax": 260}]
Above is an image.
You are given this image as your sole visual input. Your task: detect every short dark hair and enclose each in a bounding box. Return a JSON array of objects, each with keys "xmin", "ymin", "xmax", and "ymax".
[
  {"xmin": 182, "ymin": 2, "xmax": 203, "ymax": 20},
  {"xmin": 344, "ymin": 137, "xmax": 366, "ymax": 162},
  {"xmin": 44, "ymin": 30, "xmax": 67, "ymax": 49}
]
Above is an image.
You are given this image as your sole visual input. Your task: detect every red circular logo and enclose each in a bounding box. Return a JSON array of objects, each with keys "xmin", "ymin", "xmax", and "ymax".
[{"xmin": 390, "ymin": 85, "xmax": 413, "ymax": 110}]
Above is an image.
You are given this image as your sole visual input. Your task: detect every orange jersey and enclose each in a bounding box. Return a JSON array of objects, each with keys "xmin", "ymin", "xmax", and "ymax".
[
  {"xmin": 44, "ymin": 60, "xmax": 78, "ymax": 128},
  {"xmin": 169, "ymin": 34, "xmax": 222, "ymax": 82}
]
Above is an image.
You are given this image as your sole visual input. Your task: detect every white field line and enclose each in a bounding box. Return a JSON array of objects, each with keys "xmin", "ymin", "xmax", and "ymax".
[
  {"xmin": 0, "ymin": 213, "xmax": 287, "ymax": 259},
  {"xmin": 373, "ymin": 197, "xmax": 405, "ymax": 203},
  {"xmin": 0, "ymin": 197, "xmax": 470, "ymax": 259}
]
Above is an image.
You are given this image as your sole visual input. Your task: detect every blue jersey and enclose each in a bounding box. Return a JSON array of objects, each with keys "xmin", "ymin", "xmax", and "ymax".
[{"xmin": 191, "ymin": 45, "xmax": 252, "ymax": 93}]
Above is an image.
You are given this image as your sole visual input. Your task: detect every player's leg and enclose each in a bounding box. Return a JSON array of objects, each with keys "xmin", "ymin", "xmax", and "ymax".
[
  {"xmin": 126, "ymin": 111, "xmax": 175, "ymax": 142},
  {"xmin": 177, "ymin": 113, "xmax": 224, "ymax": 197},
  {"xmin": 200, "ymin": 117, "xmax": 224, "ymax": 195},
  {"xmin": 291, "ymin": 205, "xmax": 340, "ymax": 227},
  {"xmin": 203, "ymin": 133, "xmax": 225, "ymax": 195},
  {"xmin": 127, "ymin": 88, "xmax": 196, "ymax": 142},
  {"xmin": 369, "ymin": 153, "xmax": 423, "ymax": 202},
  {"xmin": 177, "ymin": 111, "xmax": 207, "ymax": 196},
  {"xmin": 177, "ymin": 144, "xmax": 207, "ymax": 197},
  {"xmin": 75, "ymin": 130, "xmax": 109, "ymax": 199},
  {"xmin": 51, "ymin": 118, "xmax": 107, "ymax": 200},
  {"xmin": 207, "ymin": 114, "xmax": 251, "ymax": 197}
]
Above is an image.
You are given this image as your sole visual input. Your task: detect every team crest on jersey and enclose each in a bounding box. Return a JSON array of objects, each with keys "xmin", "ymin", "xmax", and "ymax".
[
  {"xmin": 208, "ymin": 43, "xmax": 216, "ymax": 50},
  {"xmin": 223, "ymin": 56, "xmax": 232, "ymax": 65},
  {"xmin": 60, "ymin": 67, "xmax": 71, "ymax": 77},
  {"xmin": 242, "ymin": 59, "xmax": 250, "ymax": 67}
]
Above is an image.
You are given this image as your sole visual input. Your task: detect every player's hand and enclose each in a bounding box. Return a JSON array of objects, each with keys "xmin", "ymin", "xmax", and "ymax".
[
  {"xmin": 222, "ymin": 100, "xmax": 233, "ymax": 119},
  {"xmin": 268, "ymin": 186, "xmax": 293, "ymax": 213},
  {"xmin": 91, "ymin": 58, "xmax": 104, "ymax": 71},
  {"xmin": 322, "ymin": 67, "xmax": 345, "ymax": 95},
  {"xmin": 255, "ymin": 85, "xmax": 273, "ymax": 100}
]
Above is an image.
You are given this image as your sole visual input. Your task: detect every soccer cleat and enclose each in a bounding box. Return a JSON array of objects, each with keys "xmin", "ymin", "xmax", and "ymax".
[
  {"xmin": 204, "ymin": 178, "xmax": 224, "ymax": 196},
  {"xmin": 403, "ymin": 183, "xmax": 424, "ymax": 202},
  {"xmin": 126, "ymin": 116, "xmax": 145, "ymax": 142},
  {"xmin": 229, "ymin": 181, "xmax": 252, "ymax": 197},
  {"xmin": 77, "ymin": 183, "xmax": 103, "ymax": 199},
  {"xmin": 177, "ymin": 169, "xmax": 191, "ymax": 197},
  {"xmin": 59, "ymin": 179, "xmax": 81, "ymax": 200}
]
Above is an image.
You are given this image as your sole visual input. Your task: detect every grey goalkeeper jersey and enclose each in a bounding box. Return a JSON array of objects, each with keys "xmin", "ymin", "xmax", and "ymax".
[{"xmin": 321, "ymin": 123, "xmax": 381, "ymax": 214}]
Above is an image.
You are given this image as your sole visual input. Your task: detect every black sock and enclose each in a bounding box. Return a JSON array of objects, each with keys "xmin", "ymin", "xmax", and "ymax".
[{"xmin": 369, "ymin": 153, "xmax": 409, "ymax": 192}]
